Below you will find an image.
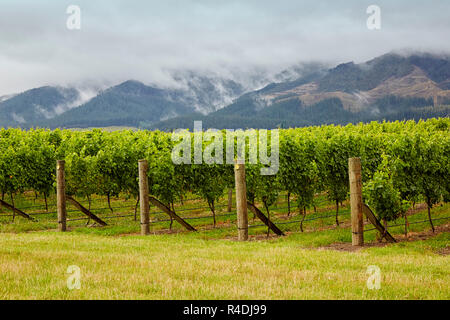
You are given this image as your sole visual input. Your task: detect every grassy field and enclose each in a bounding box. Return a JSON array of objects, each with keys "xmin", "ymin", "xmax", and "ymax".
[{"xmin": 0, "ymin": 193, "xmax": 449, "ymax": 299}]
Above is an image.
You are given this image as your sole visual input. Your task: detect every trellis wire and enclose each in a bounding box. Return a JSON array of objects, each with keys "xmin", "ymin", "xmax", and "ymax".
[
  {"xmin": 2, "ymin": 191, "xmax": 446, "ymax": 236},
  {"xmin": 248, "ymin": 211, "xmax": 351, "ymax": 229},
  {"xmin": 364, "ymin": 216, "xmax": 450, "ymax": 232}
]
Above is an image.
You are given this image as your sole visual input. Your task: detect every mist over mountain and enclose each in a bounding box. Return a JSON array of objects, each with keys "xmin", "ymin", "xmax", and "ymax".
[
  {"xmin": 0, "ymin": 86, "xmax": 96, "ymax": 128},
  {"xmin": 40, "ymin": 80, "xmax": 196, "ymax": 128},
  {"xmin": 0, "ymin": 63, "xmax": 320, "ymax": 128},
  {"xmin": 0, "ymin": 52, "xmax": 449, "ymax": 130},
  {"xmin": 150, "ymin": 53, "xmax": 450, "ymax": 130}
]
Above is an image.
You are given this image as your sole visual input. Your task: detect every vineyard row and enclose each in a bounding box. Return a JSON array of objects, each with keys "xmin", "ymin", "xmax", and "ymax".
[{"xmin": 0, "ymin": 118, "xmax": 448, "ymax": 231}]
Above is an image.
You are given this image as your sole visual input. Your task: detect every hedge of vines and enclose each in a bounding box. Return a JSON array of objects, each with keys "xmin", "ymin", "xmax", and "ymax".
[{"xmin": 0, "ymin": 118, "xmax": 448, "ymax": 231}]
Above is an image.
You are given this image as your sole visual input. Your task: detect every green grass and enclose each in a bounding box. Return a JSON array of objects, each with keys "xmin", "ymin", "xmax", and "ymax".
[
  {"xmin": 0, "ymin": 192, "xmax": 449, "ymax": 299},
  {"xmin": 0, "ymin": 230, "xmax": 448, "ymax": 299}
]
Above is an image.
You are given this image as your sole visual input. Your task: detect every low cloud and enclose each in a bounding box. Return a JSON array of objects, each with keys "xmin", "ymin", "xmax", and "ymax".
[{"xmin": 0, "ymin": 0, "xmax": 449, "ymax": 95}]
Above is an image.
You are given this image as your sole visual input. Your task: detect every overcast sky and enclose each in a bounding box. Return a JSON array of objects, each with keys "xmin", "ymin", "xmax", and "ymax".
[{"xmin": 1, "ymin": 0, "xmax": 449, "ymax": 95}]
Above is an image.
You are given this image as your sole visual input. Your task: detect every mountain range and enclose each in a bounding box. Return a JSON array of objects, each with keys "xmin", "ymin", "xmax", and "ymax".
[{"xmin": 1, "ymin": 52, "xmax": 449, "ymax": 130}]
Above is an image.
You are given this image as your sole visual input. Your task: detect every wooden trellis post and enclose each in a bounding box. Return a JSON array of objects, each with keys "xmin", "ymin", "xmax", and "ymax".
[
  {"xmin": 56, "ymin": 160, "xmax": 67, "ymax": 232},
  {"xmin": 234, "ymin": 161, "xmax": 248, "ymax": 241},
  {"xmin": 138, "ymin": 159, "xmax": 150, "ymax": 235},
  {"xmin": 348, "ymin": 157, "xmax": 364, "ymax": 246}
]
